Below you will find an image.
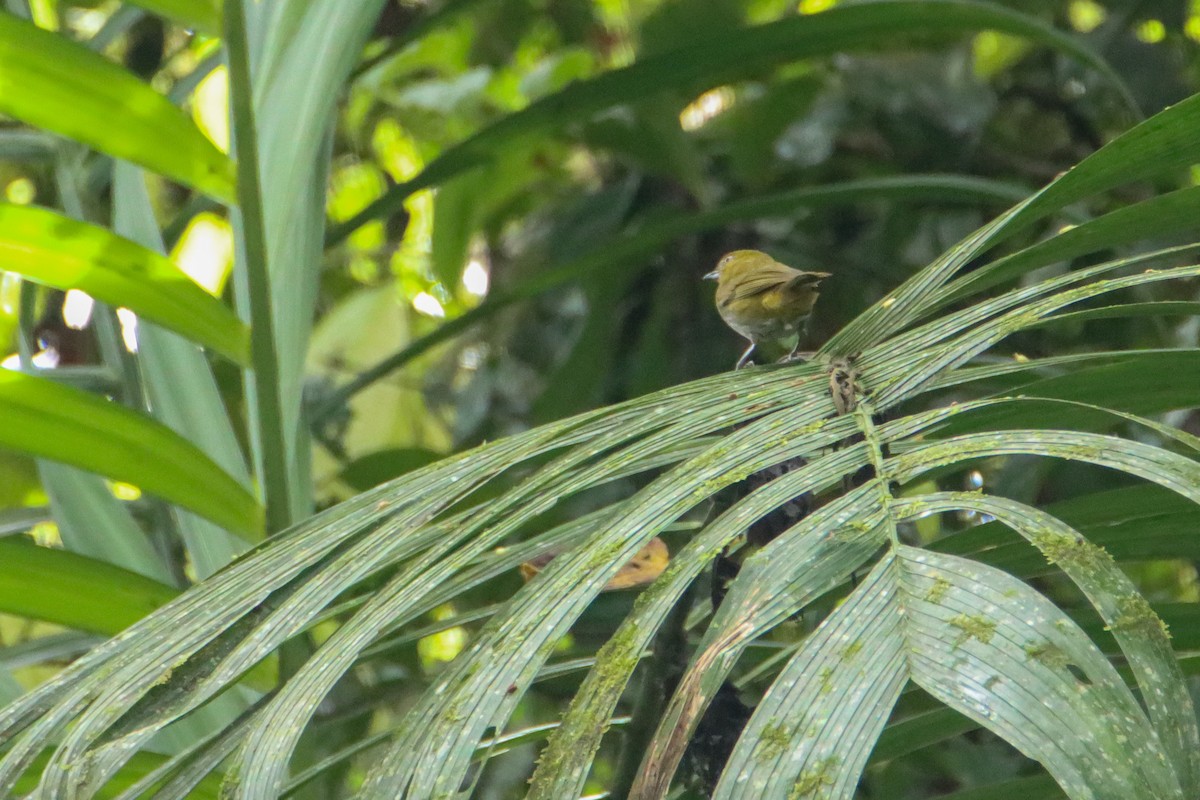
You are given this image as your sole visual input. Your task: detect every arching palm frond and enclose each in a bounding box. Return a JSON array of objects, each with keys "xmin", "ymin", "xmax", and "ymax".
[{"xmin": 4, "ymin": 84, "xmax": 1200, "ymax": 800}]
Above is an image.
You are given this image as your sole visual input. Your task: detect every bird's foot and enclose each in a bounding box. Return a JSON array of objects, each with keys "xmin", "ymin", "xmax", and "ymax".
[{"xmin": 734, "ymin": 344, "xmax": 757, "ymax": 370}]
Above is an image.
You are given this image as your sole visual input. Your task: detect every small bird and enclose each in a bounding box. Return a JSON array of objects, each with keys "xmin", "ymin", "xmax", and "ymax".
[{"xmin": 705, "ymin": 250, "xmax": 831, "ymax": 368}]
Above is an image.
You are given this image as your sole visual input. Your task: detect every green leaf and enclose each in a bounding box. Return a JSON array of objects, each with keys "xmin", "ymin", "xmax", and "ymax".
[
  {"xmin": 711, "ymin": 544, "xmax": 1182, "ymax": 799},
  {"xmin": 0, "ymin": 14, "xmax": 234, "ymax": 202},
  {"xmin": 0, "ymin": 633, "xmax": 98, "ymax": 673},
  {"xmin": 0, "ymin": 538, "xmax": 177, "ymax": 635},
  {"xmin": 338, "ymin": 448, "xmax": 444, "ymax": 491},
  {"xmin": 0, "ymin": 371, "xmax": 262, "ymax": 538},
  {"xmin": 932, "ymin": 353, "xmax": 1200, "ymax": 435},
  {"xmin": 0, "ymin": 407, "xmax": 583, "ymax": 795},
  {"xmin": 941, "ymin": 185, "xmax": 1200, "ymax": 304},
  {"xmin": 934, "ymin": 484, "xmax": 1200, "ymax": 574},
  {"xmin": 710, "ymin": 544, "xmax": 1180, "ymax": 800},
  {"xmin": 712, "ymin": 555, "xmax": 906, "ymax": 799},
  {"xmin": 898, "ymin": 548, "xmax": 1180, "ymax": 799},
  {"xmin": 864, "ymin": 261, "xmax": 1200, "ymax": 409},
  {"xmin": 904, "ymin": 493, "xmax": 1200, "ymax": 791},
  {"xmin": 238, "ymin": 0, "xmax": 390, "ymax": 521},
  {"xmin": 357, "ymin": 385, "xmax": 861, "ymax": 799},
  {"xmin": 39, "ymin": 463, "xmax": 172, "ymax": 583},
  {"xmin": 528, "ymin": 437, "xmax": 876, "ymax": 799},
  {"xmin": 1039, "ymin": 301, "xmax": 1200, "ymax": 326},
  {"xmin": 13, "ymin": 747, "xmax": 221, "ymax": 799},
  {"xmin": 112, "ymin": 162, "xmax": 252, "ymax": 578},
  {"xmin": 0, "ymin": 204, "xmax": 249, "ymax": 365},
  {"xmin": 567, "ymin": 440, "xmax": 871, "ymax": 785}
]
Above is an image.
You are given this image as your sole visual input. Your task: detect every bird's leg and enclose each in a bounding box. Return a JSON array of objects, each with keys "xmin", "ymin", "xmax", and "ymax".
[
  {"xmin": 781, "ymin": 344, "xmax": 815, "ymax": 364},
  {"xmin": 735, "ymin": 343, "xmax": 756, "ymax": 369},
  {"xmin": 781, "ymin": 328, "xmax": 811, "ymax": 363}
]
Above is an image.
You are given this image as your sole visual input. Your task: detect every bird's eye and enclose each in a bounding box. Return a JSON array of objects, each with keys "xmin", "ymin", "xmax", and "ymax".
[{"xmin": 719, "ymin": 255, "xmax": 733, "ymax": 267}]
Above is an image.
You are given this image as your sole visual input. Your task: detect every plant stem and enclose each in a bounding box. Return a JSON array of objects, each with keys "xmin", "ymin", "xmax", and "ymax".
[{"xmin": 224, "ymin": 0, "xmax": 292, "ymax": 535}]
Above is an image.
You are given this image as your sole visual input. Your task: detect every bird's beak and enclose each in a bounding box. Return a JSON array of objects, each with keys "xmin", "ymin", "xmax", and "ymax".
[{"xmin": 703, "ymin": 270, "xmax": 719, "ymax": 281}]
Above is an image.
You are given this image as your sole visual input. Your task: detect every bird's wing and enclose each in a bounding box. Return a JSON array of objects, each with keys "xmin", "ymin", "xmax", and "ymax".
[
  {"xmin": 727, "ymin": 266, "xmax": 829, "ymax": 301},
  {"xmin": 784, "ymin": 271, "xmax": 831, "ymax": 291},
  {"xmin": 724, "ymin": 264, "xmax": 795, "ymax": 301}
]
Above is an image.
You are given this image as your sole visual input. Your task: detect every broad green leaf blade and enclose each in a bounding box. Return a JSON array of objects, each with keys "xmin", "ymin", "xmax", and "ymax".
[
  {"xmin": 235, "ymin": 373, "xmax": 838, "ymax": 799},
  {"xmin": 356, "ymin": 380, "xmax": 849, "ymax": 798},
  {"xmin": 892, "ymin": 429, "xmax": 1200, "ymax": 506},
  {"xmin": 125, "ymin": 0, "xmax": 221, "ymax": 34},
  {"xmin": 527, "ymin": 431, "xmax": 872, "ymax": 799},
  {"xmin": 12, "ymin": 748, "xmax": 222, "ymax": 800},
  {"xmin": 939, "ymin": 186, "xmax": 1200, "ymax": 304},
  {"xmin": 0, "ymin": 14, "xmax": 234, "ymax": 202},
  {"xmin": 902, "ymin": 494, "xmax": 1200, "ymax": 792},
  {"xmin": 330, "ymin": 0, "xmax": 1129, "ymax": 240},
  {"xmin": 865, "ymin": 263, "xmax": 1200, "ymax": 409},
  {"xmin": 0, "ymin": 204, "xmax": 249, "ymax": 365},
  {"xmin": 244, "ymin": 0, "xmax": 389, "ymax": 522},
  {"xmin": 901, "ymin": 547, "xmax": 1182, "ymax": 799},
  {"xmin": 4, "ymin": 415, "xmax": 581, "ymax": 796},
  {"xmin": 937, "ymin": 484, "xmax": 1200, "ymax": 574},
  {"xmin": 112, "ymin": 162, "xmax": 251, "ymax": 577},
  {"xmin": 39, "ymin": 463, "xmax": 172, "ymax": 583},
  {"xmin": 0, "ymin": 371, "xmax": 261, "ymax": 537},
  {"xmin": 0, "ymin": 538, "xmax": 177, "ymax": 634},
  {"xmin": 714, "ymin": 555, "xmax": 907, "ymax": 800}
]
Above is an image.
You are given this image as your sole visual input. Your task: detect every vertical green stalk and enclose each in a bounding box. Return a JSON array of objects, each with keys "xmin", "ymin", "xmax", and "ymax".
[{"xmin": 224, "ymin": 0, "xmax": 293, "ymax": 535}]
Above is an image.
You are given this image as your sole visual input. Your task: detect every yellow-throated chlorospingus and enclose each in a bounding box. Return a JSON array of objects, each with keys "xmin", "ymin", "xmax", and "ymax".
[{"xmin": 705, "ymin": 249, "xmax": 830, "ymax": 369}]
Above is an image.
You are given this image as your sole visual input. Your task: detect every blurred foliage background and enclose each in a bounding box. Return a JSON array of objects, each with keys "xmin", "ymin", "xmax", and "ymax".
[
  {"xmin": 315, "ymin": 0, "xmax": 1200, "ymax": 491},
  {"xmin": 2, "ymin": 0, "xmax": 1200, "ymax": 797}
]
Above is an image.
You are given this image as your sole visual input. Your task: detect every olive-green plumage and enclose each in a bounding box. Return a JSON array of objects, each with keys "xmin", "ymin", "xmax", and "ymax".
[{"xmin": 705, "ymin": 249, "xmax": 831, "ymax": 368}]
